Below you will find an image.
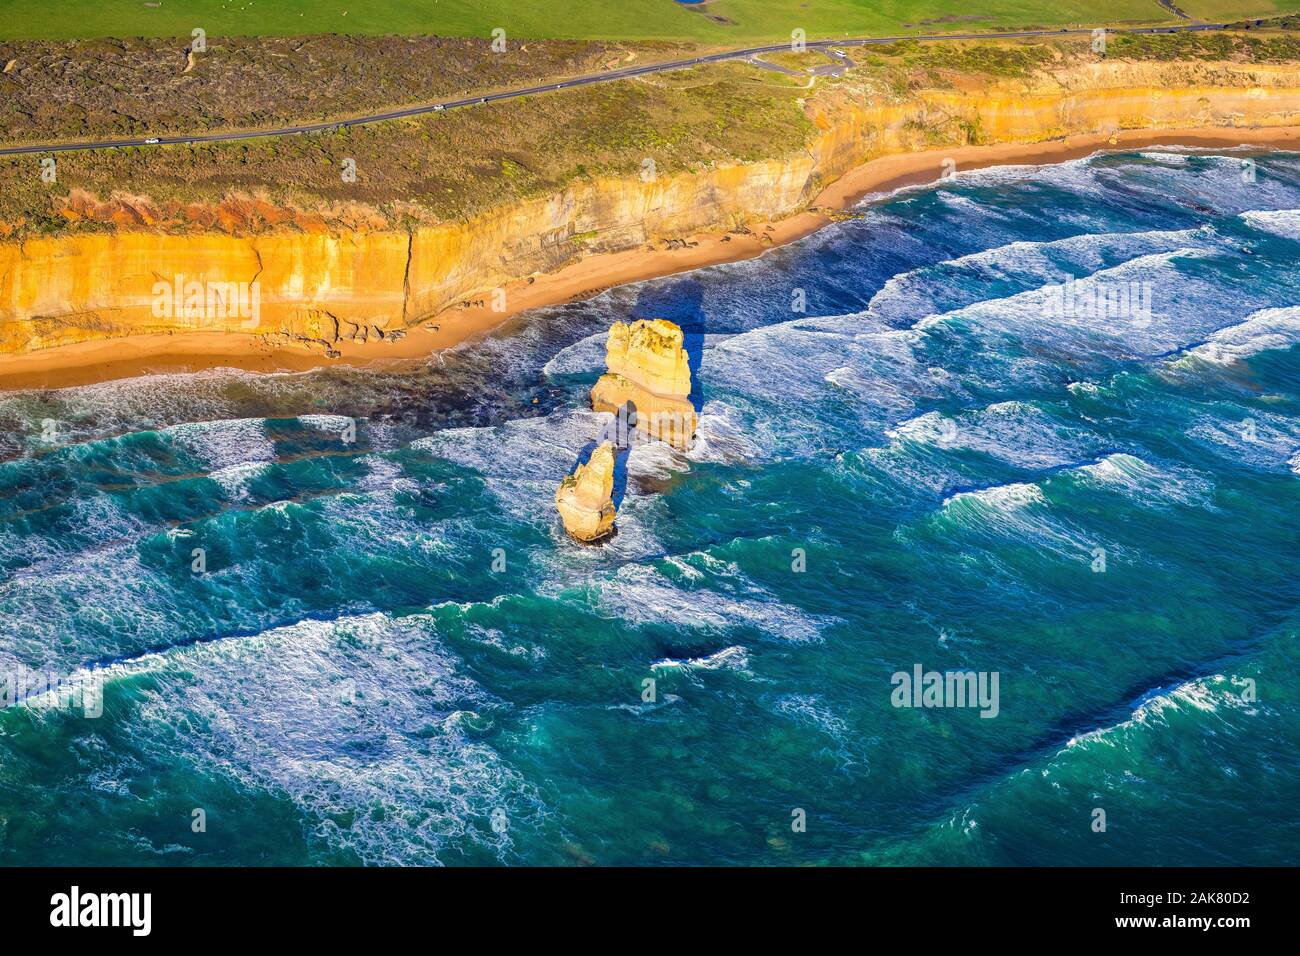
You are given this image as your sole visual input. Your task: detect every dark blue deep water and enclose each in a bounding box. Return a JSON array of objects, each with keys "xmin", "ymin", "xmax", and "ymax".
[{"xmin": 2, "ymin": 148, "xmax": 1298, "ymax": 864}]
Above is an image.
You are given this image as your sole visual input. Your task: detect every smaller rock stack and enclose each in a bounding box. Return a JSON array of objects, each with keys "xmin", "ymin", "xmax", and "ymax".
[
  {"xmin": 555, "ymin": 441, "xmax": 618, "ymax": 542},
  {"xmin": 590, "ymin": 319, "xmax": 697, "ymax": 451}
]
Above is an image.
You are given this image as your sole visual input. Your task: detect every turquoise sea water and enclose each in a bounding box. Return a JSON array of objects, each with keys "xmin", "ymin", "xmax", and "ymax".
[{"xmin": 1, "ymin": 149, "xmax": 1298, "ymax": 865}]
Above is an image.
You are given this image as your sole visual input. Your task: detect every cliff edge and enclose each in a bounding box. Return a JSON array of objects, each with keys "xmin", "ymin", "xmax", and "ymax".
[{"xmin": 5, "ymin": 51, "xmax": 1300, "ymax": 364}]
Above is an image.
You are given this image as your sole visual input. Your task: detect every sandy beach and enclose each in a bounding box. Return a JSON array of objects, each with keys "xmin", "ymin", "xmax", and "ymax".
[{"xmin": 2, "ymin": 124, "xmax": 1298, "ymax": 392}]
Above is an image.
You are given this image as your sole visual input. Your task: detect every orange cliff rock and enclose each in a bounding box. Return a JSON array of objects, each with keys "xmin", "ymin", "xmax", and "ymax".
[
  {"xmin": 590, "ymin": 319, "xmax": 697, "ymax": 451},
  {"xmin": 5, "ymin": 59, "xmax": 1300, "ymax": 360},
  {"xmin": 555, "ymin": 441, "xmax": 618, "ymax": 542}
]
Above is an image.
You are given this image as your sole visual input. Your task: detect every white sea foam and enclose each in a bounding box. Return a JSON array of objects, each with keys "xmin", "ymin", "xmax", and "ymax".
[
  {"xmin": 314, "ymin": 483, "xmax": 462, "ymax": 562},
  {"xmin": 1186, "ymin": 409, "xmax": 1300, "ymax": 473},
  {"xmin": 926, "ymin": 480, "xmax": 1101, "ymax": 563},
  {"xmin": 562, "ymin": 562, "xmax": 834, "ymax": 644},
  {"xmin": 824, "ymin": 365, "xmax": 874, "ymax": 394},
  {"xmin": 1065, "ymin": 673, "xmax": 1260, "ymax": 752},
  {"xmin": 887, "ymin": 411, "xmax": 954, "ymax": 445},
  {"xmin": 208, "ymin": 461, "xmax": 270, "ymax": 500},
  {"xmin": 653, "ymin": 645, "xmax": 751, "ymax": 673},
  {"xmin": 847, "ymin": 440, "xmax": 965, "ymax": 500},
  {"xmin": 1071, "ymin": 453, "xmax": 1216, "ymax": 509},
  {"xmin": 625, "ymin": 440, "xmax": 687, "ymax": 482},
  {"xmin": 541, "ymin": 331, "xmax": 609, "ymax": 378},
  {"xmin": 415, "ymin": 410, "xmax": 606, "ymax": 515},
  {"xmin": 415, "ymin": 409, "xmax": 669, "ymax": 558},
  {"xmin": 687, "ymin": 401, "xmax": 763, "ymax": 464},
  {"xmin": 943, "ymin": 482, "xmax": 1044, "ymax": 512},
  {"xmin": 297, "ymin": 414, "xmax": 356, "ymax": 435},
  {"xmin": 866, "ymin": 228, "xmax": 1202, "ymax": 325},
  {"xmin": 24, "ymin": 369, "xmax": 251, "ymax": 432},
  {"xmin": 1185, "ymin": 306, "xmax": 1300, "ymax": 366},
  {"xmin": 769, "ymin": 693, "xmax": 866, "ymax": 771},
  {"xmin": 415, "ymin": 410, "xmax": 605, "ymax": 484},
  {"xmin": 1138, "ymin": 151, "xmax": 1190, "ymax": 165},
  {"xmin": 168, "ymin": 418, "xmax": 276, "ymax": 471},
  {"xmin": 889, "ymin": 401, "xmax": 1102, "ymax": 470},
  {"xmin": 357, "ymin": 453, "xmax": 419, "ymax": 494},
  {"xmin": 0, "ymin": 546, "xmax": 187, "ymax": 676},
  {"xmin": 848, "ymin": 155, "xmax": 1094, "ymax": 209},
  {"xmin": 772, "ymin": 693, "xmax": 850, "ymax": 740},
  {"xmin": 460, "ymin": 622, "xmax": 547, "ymax": 662},
  {"xmin": 1076, "ymin": 452, "xmax": 1164, "ymax": 487},
  {"xmin": 116, "ymin": 612, "xmax": 540, "ymax": 865},
  {"xmin": 694, "ymin": 316, "xmax": 938, "ymax": 457},
  {"xmin": 0, "ymin": 491, "xmax": 148, "ymax": 587},
  {"xmin": 1239, "ymin": 209, "xmax": 1300, "ymax": 241},
  {"xmin": 913, "ymin": 248, "xmax": 1233, "ymax": 371}
]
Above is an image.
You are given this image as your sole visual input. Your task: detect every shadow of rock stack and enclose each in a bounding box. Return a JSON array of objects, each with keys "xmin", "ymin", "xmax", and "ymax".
[
  {"xmin": 590, "ymin": 318, "xmax": 697, "ymax": 451},
  {"xmin": 555, "ymin": 440, "xmax": 618, "ymax": 543}
]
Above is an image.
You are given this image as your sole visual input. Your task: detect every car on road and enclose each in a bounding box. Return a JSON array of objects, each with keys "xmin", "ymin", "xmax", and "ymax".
[{"xmin": 144, "ymin": 138, "xmax": 160, "ymax": 144}]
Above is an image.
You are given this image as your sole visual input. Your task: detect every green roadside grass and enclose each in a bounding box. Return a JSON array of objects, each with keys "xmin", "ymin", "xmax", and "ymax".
[
  {"xmin": 1179, "ymin": 0, "xmax": 1300, "ymax": 21},
  {"xmin": 2, "ymin": 0, "xmax": 1179, "ymax": 43}
]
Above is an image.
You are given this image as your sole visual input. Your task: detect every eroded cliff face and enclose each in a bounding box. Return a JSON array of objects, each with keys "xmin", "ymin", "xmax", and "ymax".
[{"xmin": 4, "ymin": 59, "xmax": 1300, "ymax": 357}]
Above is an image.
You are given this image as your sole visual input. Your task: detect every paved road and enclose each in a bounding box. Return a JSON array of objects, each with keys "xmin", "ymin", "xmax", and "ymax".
[{"xmin": 0, "ymin": 21, "xmax": 1243, "ymax": 157}]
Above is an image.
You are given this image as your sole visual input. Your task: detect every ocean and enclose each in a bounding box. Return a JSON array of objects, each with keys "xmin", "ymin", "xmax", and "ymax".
[{"xmin": 1, "ymin": 148, "xmax": 1297, "ymax": 865}]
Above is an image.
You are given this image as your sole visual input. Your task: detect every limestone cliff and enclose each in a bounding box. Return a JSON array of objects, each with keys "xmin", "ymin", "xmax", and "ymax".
[
  {"xmin": 555, "ymin": 441, "xmax": 618, "ymax": 542},
  {"xmin": 5, "ymin": 59, "xmax": 1300, "ymax": 357},
  {"xmin": 590, "ymin": 319, "xmax": 697, "ymax": 451}
]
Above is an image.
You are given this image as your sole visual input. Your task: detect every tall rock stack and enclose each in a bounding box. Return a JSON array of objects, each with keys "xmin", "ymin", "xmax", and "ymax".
[
  {"xmin": 590, "ymin": 318, "xmax": 697, "ymax": 451},
  {"xmin": 555, "ymin": 320, "xmax": 697, "ymax": 542},
  {"xmin": 555, "ymin": 441, "xmax": 618, "ymax": 542}
]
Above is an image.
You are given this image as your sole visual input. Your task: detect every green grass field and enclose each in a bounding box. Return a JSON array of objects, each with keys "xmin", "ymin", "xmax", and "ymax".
[
  {"xmin": 0, "ymin": 0, "xmax": 1232, "ymax": 43},
  {"xmin": 1180, "ymin": 0, "xmax": 1300, "ymax": 20}
]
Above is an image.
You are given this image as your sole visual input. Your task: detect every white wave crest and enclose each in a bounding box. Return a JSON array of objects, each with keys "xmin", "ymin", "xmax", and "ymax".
[
  {"xmin": 168, "ymin": 418, "xmax": 275, "ymax": 471},
  {"xmin": 653, "ymin": 645, "xmax": 751, "ymax": 673},
  {"xmin": 1186, "ymin": 306, "xmax": 1300, "ymax": 366},
  {"xmin": 1239, "ymin": 209, "xmax": 1300, "ymax": 241},
  {"xmin": 1065, "ymin": 673, "xmax": 1259, "ymax": 751},
  {"xmin": 208, "ymin": 460, "xmax": 270, "ymax": 500},
  {"xmin": 942, "ymin": 482, "xmax": 1044, "ymax": 513},
  {"xmin": 890, "ymin": 401, "xmax": 1102, "ymax": 470},
  {"xmin": 297, "ymin": 414, "xmax": 356, "ymax": 435},
  {"xmin": 1072, "ymin": 453, "xmax": 1216, "ymax": 509},
  {"xmin": 564, "ymin": 562, "xmax": 834, "ymax": 644},
  {"xmin": 118, "ymin": 612, "xmax": 540, "ymax": 865}
]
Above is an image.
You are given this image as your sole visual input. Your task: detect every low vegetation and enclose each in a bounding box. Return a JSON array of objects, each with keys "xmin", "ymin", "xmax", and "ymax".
[
  {"xmin": 1, "ymin": 26, "xmax": 1298, "ymax": 239},
  {"xmin": 0, "ymin": 35, "xmax": 690, "ymax": 143},
  {"xmin": 1112, "ymin": 19, "xmax": 1300, "ymax": 57},
  {"xmin": 0, "ymin": 60, "xmax": 815, "ymax": 235}
]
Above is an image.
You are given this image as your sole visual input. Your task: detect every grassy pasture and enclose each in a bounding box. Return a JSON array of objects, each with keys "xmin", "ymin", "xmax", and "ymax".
[
  {"xmin": 1, "ymin": 0, "xmax": 1191, "ymax": 42},
  {"xmin": 1179, "ymin": 0, "xmax": 1300, "ymax": 21}
]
